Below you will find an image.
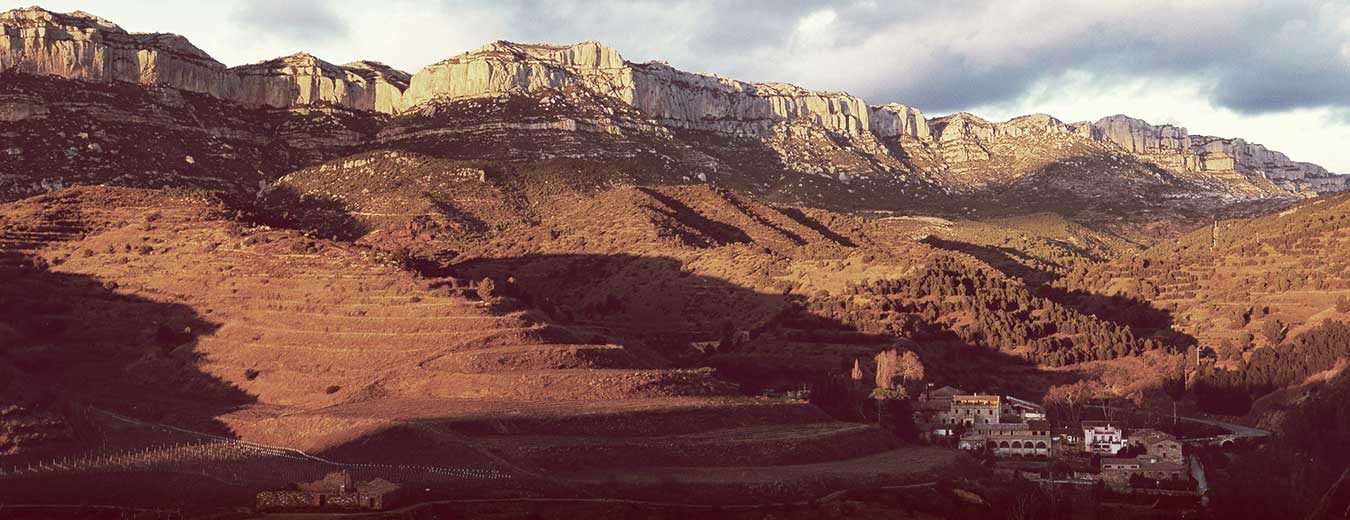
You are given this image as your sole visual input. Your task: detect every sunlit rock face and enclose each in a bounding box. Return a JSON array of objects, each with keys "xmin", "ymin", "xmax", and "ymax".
[
  {"xmin": 0, "ymin": 7, "xmax": 237, "ymax": 97},
  {"xmin": 2, "ymin": 6, "xmax": 1345, "ymax": 195},
  {"xmin": 1086, "ymin": 115, "xmax": 1343, "ymax": 190},
  {"xmin": 0, "ymin": 7, "xmax": 412, "ymax": 113},
  {"xmin": 1090, "ymin": 115, "xmax": 1198, "ymax": 171},
  {"xmin": 1192, "ymin": 135, "xmax": 1335, "ymax": 182},
  {"xmin": 868, "ymin": 103, "xmax": 930, "ymax": 140},
  {"xmin": 404, "ymin": 40, "xmax": 874, "ymax": 137},
  {"xmin": 229, "ymin": 53, "xmax": 408, "ymax": 113}
]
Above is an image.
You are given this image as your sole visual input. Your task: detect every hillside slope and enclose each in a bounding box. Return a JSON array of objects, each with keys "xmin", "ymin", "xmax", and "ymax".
[{"xmin": 0, "ymin": 186, "xmax": 960, "ymax": 505}]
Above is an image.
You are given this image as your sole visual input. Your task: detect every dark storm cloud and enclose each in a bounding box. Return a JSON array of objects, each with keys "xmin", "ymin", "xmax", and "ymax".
[{"xmin": 233, "ymin": 0, "xmax": 351, "ymax": 45}]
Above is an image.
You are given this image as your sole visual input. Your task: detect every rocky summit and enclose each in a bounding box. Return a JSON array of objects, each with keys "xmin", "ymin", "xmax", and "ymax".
[{"xmin": 1, "ymin": 5, "xmax": 1344, "ymax": 219}]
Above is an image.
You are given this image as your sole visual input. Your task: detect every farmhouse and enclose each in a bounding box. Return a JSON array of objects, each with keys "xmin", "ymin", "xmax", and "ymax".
[
  {"xmin": 1128, "ymin": 429, "xmax": 1185, "ymax": 464},
  {"xmin": 1100, "ymin": 456, "xmax": 1190, "ymax": 489},
  {"xmin": 256, "ymin": 471, "xmax": 406, "ymax": 511}
]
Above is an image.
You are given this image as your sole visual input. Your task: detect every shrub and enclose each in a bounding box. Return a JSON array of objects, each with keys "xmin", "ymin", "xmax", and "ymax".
[
  {"xmin": 1337, "ymin": 296, "xmax": 1350, "ymax": 313},
  {"xmin": 1261, "ymin": 319, "xmax": 1287, "ymax": 345},
  {"xmin": 325, "ymin": 385, "xmax": 341, "ymax": 394},
  {"xmin": 476, "ymin": 277, "xmax": 495, "ymax": 301}
]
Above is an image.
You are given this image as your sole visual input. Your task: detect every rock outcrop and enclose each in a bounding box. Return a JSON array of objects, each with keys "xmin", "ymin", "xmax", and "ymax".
[
  {"xmin": 868, "ymin": 103, "xmax": 930, "ymax": 140},
  {"xmin": 229, "ymin": 53, "xmax": 407, "ymax": 113},
  {"xmin": 2, "ymin": 6, "xmax": 1345, "ymax": 196},
  {"xmin": 404, "ymin": 40, "xmax": 873, "ymax": 137},
  {"xmin": 1085, "ymin": 115, "xmax": 1347, "ymax": 192},
  {"xmin": 0, "ymin": 7, "xmax": 235, "ymax": 97},
  {"xmin": 1089, "ymin": 115, "xmax": 1198, "ymax": 171},
  {"xmin": 0, "ymin": 7, "xmax": 410, "ymax": 113}
]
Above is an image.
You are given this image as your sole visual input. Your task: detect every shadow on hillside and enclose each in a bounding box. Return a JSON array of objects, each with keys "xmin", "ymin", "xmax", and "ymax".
[
  {"xmin": 451, "ymin": 253, "xmax": 1075, "ymax": 397},
  {"xmin": 777, "ymin": 207, "xmax": 856, "ymax": 247},
  {"xmin": 920, "ymin": 236, "xmax": 1197, "ymax": 351},
  {"xmin": 245, "ymin": 184, "xmax": 373, "ymax": 241},
  {"xmin": 0, "ymin": 260, "xmax": 254, "ymax": 456},
  {"xmin": 634, "ymin": 187, "xmax": 754, "ymax": 246}
]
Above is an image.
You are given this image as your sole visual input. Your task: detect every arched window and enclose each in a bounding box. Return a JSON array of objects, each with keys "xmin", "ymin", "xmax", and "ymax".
[
  {"xmin": 1012, "ymin": 441, "xmax": 1023, "ymax": 449},
  {"xmin": 1036, "ymin": 441, "xmax": 1047, "ymax": 449},
  {"xmin": 999, "ymin": 441, "xmax": 1010, "ymax": 448}
]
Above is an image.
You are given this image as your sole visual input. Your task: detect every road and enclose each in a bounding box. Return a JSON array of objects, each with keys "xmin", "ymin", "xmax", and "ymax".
[{"xmin": 1175, "ymin": 414, "xmax": 1271, "ymax": 440}]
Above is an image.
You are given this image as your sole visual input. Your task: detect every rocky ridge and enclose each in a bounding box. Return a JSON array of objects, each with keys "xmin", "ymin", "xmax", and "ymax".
[
  {"xmin": 1, "ymin": 5, "xmax": 1345, "ymax": 198},
  {"xmin": 0, "ymin": 7, "xmax": 404, "ymax": 112}
]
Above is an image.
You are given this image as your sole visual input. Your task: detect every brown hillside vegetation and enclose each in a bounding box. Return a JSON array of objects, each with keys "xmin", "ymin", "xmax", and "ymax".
[
  {"xmin": 263, "ymin": 160, "xmax": 1193, "ymax": 402},
  {"xmin": 0, "ymin": 186, "xmax": 958, "ymax": 506},
  {"xmin": 1058, "ymin": 192, "xmax": 1350, "ymax": 363}
]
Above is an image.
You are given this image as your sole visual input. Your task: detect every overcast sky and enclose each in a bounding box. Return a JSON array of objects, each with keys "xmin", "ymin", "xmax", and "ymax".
[{"xmin": 30, "ymin": 0, "xmax": 1350, "ymax": 172}]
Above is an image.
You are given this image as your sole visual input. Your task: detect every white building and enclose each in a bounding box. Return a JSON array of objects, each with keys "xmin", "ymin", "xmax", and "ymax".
[{"xmin": 1082, "ymin": 421, "xmax": 1128, "ymax": 454}]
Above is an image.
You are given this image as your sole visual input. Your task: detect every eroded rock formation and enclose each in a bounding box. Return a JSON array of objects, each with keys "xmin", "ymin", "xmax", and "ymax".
[
  {"xmin": 1, "ymin": 7, "xmax": 235, "ymax": 97},
  {"xmin": 2, "ymin": 6, "xmax": 1345, "ymax": 195}
]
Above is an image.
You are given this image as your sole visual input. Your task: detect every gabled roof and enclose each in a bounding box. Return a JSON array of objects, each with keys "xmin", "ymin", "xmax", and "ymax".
[{"xmin": 926, "ymin": 386, "xmax": 967, "ymax": 399}]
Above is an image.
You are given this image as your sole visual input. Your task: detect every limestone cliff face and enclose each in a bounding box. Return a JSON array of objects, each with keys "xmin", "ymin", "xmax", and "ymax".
[
  {"xmin": 923, "ymin": 112, "xmax": 1081, "ymax": 165},
  {"xmin": 343, "ymin": 61, "xmax": 411, "ymax": 114},
  {"xmin": 404, "ymin": 40, "xmax": 873, "ymax": 137},
  {"xmin": 229, "ymin": 53, "xmax": 407, "ymax": 113},
  {"xmin": 1192, "ymin": 135, "xmax": 1334, "ymax": 182},
  {"xmin": 868, "ymin": 103, "xmax": 929, "ymax": 140},
  {"xmin": 0, "ymin": 7, "xmax": 236, "ymax": 97},
  {"xmin": 0, "ymin": 7, "xmax": 410, "ymax": 113},
  {"xmin": 1085, "ymin": 115, "xmax": 1345, "ymax": 190},
  {"xmin": 1090, "ymin": 115, "xmax": 1197, "ymax": 171},
  {"xmin": 3, "ymin": 6, "xmax": 1345, "ymax": 196}
]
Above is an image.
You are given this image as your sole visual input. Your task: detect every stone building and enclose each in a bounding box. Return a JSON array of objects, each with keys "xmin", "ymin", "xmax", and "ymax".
[
  {"xmin": 950, "ymin": 394, "xmax": 1002, "ymax": 425},
  {"xmin": 1003, "ymin": 396, "xmax": 1046, "ymax": 421},
  {"xmin": 958, "ymin": 421, "xmax": 1053, "ymax": 457},
  {"xmin": 1082, "ymin": 421, "xmax": 1128, "ymax": 454},
  {"xmin": 913, "ymin": 386, "xmax": 968, "ymax": 439},
  {"xmin": 256, "ymin": 471, "xmax": 405, "ymax": 511},
  {"xmin": 1100, "ymin": 456, "xmax": 1189, "ymax": 489},
  {"xmin": 1128, "ymin": 429, "xmax": 1184, "ymax": 465}
]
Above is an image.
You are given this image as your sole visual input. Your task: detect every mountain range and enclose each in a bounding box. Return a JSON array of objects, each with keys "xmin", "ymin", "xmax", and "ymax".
[
  {"xmin": 2, "ymin": 5, "xmax": 1345, "ymax": 230},
  {"xmin": 2, "ymin": 6, "xmax": 1350, "ymax": 517}
]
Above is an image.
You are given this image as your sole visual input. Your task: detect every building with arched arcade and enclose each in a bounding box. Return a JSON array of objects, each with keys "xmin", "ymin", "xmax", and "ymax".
[{"xmin": 957, "ymin": 421, "xmax": 1053, "ymax": 457}]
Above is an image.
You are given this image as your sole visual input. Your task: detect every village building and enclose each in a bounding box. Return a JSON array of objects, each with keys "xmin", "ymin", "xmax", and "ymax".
[
  {"xmin": 913, "ymin": 386, "xmax": 969, "ymax": 439},
  {"xmin": 950, "ymin": 394, "xmax": 1002, "ymax": 425},
  {"xmin": 1100, "ymin": 456, "xmax": 1190, "ymax": 489},
  {"xmin": 1128, "ymin": 429, "xmax": 1185, "ymax": 464},
  {"xmin": 256, "ymin": 471, "xmax": 406, "ymax": 511},
  {"xmin": 1002, "ymin": 396, "xmax": 1046, "ymax": 421},
  {"xmin": 958, "ymin": 421, "xmax": 1054, "ymax": 457},
  {"xmin": 1082, "ymin": 421, "xmax": 1129, "ymax": 454}
]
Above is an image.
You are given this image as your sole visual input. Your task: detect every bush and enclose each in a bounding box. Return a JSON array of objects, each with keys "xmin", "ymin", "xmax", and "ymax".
[
  {"xmin": 476, "ymin": 277, "xmax": 495, "ymax": 301},
  {"xmin": 1261, "ymin": 319, "xmax": 1286, "ymax": 344},
  {"xmin": 1337, "ymin": 296, "xmax": 1350, "ymax": 313}
]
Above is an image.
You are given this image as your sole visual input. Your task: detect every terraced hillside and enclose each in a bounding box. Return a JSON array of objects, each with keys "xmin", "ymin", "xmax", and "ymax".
[
  {"xmin": 264, "ymin": 157, "xmax": 1194, "ymax": 403},
  {"xmin": 0, "ymin": 186, "xmax": 955, "ymax": 506},
  {"xmin": 1056, "ymin": 192, "xmax": 1350, "ymax": 361}
]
